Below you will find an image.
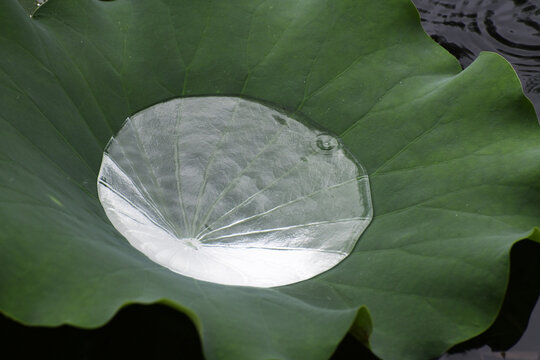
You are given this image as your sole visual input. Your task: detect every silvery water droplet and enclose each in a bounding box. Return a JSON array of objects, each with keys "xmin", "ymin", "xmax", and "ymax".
[{"xmin": 98, "ymin": 96, "xmax": 373, "ymax": 287}]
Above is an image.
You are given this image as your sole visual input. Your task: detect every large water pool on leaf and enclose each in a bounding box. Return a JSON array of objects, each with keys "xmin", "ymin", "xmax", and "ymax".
[{"xmin": 97, "ymin": 96, "xmax": 373, "ymax": 287}]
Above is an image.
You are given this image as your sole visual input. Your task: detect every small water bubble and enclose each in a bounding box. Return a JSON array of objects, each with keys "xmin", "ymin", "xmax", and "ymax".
[
  {"xmin": 315, "ymin": 134, "xmax": 338, "ymax": 151},
  {"xmin": 272, "ymin": 114, "xmax": 287, "ymax": 126}
]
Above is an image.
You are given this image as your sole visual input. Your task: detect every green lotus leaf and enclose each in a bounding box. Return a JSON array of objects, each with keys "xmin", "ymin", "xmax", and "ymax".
[{"xmin": 1, "ymin": 0, "xmax": 539, "ymax": 359}]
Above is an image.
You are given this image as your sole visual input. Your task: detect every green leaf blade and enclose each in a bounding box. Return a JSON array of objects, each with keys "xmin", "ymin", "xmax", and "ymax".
[{"xmin": 1, "ymin": 1, "xmax": 539, "ymax": 359}]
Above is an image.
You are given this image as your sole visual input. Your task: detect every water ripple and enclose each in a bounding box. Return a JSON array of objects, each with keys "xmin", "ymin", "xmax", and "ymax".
[{"xmin": 413, "ymin": 0, "xmax": 540, "ymax": 117}]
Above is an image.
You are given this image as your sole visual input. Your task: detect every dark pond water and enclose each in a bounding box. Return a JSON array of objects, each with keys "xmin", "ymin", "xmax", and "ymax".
[
  {"xmin": 413, "ymin": 0, "xmax": 540, "ymax": 117},
  {"xmin": 411, "ymin": 1, "xmax": 540, "ymax": 359}
]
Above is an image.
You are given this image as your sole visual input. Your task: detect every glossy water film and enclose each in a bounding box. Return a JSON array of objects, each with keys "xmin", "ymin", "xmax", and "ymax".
[{"xmin": 97, "ymin": 97, "xmax": 372, "ymax": 287}]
